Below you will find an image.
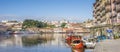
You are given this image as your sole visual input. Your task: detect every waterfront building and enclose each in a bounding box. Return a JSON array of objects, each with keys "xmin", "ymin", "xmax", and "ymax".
[
  {"xmin": 59, "ymin": 19, "xmax": 69, "ymax": 24},
  {"xmin": 1, "ymin": 20, "xmax": 19, "ymax": 26},
  {"xmin": 0, "ymin": 25, "xmax": 9, "ymax": 34},
  {"xmin": 1, "ymin": 20, "xmax": 23, "ymax": 31},
  {"xmin": 92, "ymin": 0, "xmax": 120, "ymax": 37},
  {"xmin": 66, "ymin": 23, "xmax": 90, "ymax": 36},
  {"xmin": 50, "ymin": 21, "xmax": 60, "ymax": 27},
  {"xmin": 83, "ymin": 19, "xmax": 94, "ymax": 28}
]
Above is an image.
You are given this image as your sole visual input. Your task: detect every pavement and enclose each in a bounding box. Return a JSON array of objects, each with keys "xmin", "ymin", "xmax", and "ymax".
[{"xmin": 93, "ymin": 39, "xmax": 120, "ymax": 52}]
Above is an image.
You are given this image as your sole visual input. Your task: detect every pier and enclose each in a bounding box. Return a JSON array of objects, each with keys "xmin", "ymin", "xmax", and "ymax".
[{"xmin": 93, "ymin": 39, "xmax": 120, "ymax": 52}]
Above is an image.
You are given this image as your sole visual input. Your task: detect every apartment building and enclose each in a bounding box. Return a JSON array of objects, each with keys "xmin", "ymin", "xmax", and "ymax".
[
  {"xmin": 93, "ymin": 0, "xmax": 120, "ymax": 25},
  {"xmin": 92, "ymin": 0, "xmax": 120, "ymax": 36}
]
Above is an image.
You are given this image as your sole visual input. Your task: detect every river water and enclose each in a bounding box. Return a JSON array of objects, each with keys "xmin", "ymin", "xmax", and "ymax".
[{"xmin": 0, "ymin": 33, "xmax": 93, "ymax": 52}]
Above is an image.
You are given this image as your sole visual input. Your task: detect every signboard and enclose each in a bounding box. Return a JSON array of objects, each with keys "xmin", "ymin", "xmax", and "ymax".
[{"xmin": 106, "ymin": 29, "xmax": 112, "ymax": 33}]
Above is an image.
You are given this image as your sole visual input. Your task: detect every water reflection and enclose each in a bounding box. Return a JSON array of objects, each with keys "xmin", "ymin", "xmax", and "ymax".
[
  {"xmin": 72, "ymin": 48, "xmax": 84, "ymax": 52},
  {"xmin": 22, "ymin": 34, "xmax": 54, "ymax": 47},
  {"xmin": 0, "ymin": 34, "xmax": 55, "ymax": 47},
  {"xmin": 0, "ymin": 34, "xmax": 92, "ymax": 52}
]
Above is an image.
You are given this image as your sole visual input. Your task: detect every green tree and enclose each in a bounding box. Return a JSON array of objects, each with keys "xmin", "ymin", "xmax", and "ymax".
[
  {"xmin": 22, "ymin": 19, "xmax": 48, "ymax": 29},
  {"xmin": 22, "ymin": 19, "xmax": 58, "ymax": 29},
  {"xmin": 61, "ymin": 23, "xmax": 67, "ymax": 28}
]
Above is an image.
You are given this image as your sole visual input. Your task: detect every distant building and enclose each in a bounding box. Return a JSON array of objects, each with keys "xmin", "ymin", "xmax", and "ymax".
[
  {"xmin": 83, "ymin": 19, "xmax": 94, "ymax": 28},
  {"xmin": 50, "ymin": 21, "xmax": 60, "ymax": 27},
  {"xmin": 59, "ymin": 19, "xmax": 69, "ymax": 24},
  {"xmin": 65, "ymin": 23, "xmax": 90, "ymax": 36},
  {"xmin": 12, "ymin": 23, "xmax": 22, "ymax": 30},
  {"xmin": 1, "ymin": 20, "xmax": 19, "ymax": 26},
  {"xmin": 0, "ymin": 25, "xmax": 9, "ymax": 32},
  {"xmin": 49, "ymin": 20, "xmax": 69, "ymax": 28},
  {"xmin": 1, "ymin": 20, "xmax": 23, "ymax": 31}
]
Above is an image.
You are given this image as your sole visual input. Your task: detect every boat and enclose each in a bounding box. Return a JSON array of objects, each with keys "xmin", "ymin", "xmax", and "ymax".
[
  {"xmin": 65, "ymin": 35, "xmax": 85, "ymax": 50},
  {"xmin": 71, "ymin": 39, "xmax": 84, "ymax": 49}
]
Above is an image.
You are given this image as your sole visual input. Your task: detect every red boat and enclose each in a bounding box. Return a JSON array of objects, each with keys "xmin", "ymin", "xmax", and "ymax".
[
  {"xmin": 71, "ymin": 39, "xmax": 84, "ymax": 49},
  {"xmin": 66, "ymin": 35, "xmax": 84, "ymax": 49}
]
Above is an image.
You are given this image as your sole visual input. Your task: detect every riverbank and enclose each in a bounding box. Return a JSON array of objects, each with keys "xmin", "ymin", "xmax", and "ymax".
[{"xmin": 93, "ymin": 39, "xmax": 120, "ymax": 52}]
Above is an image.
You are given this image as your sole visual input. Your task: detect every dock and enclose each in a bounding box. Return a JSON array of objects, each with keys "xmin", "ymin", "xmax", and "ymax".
[{"xmin": 93, "ymin": 39, "xmax": 120, "ymax": 52}]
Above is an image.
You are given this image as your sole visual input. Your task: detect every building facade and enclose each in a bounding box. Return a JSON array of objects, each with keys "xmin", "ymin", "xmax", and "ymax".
[{"xmin": 93, "ymin": 0, "xmax": 120, "ymax": 37}]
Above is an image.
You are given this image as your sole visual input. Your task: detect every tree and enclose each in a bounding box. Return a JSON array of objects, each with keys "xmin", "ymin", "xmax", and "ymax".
[
  {"xmin": 61, "ymin": 23, "xmax": 67, "ymax": 28},
  {"xmin": 22, "ymin": 19, "xmax": 48, "ymax": 29},
  {"xmin": 22, "ymin": 19, "xmax": 58, "ymax": 29}
]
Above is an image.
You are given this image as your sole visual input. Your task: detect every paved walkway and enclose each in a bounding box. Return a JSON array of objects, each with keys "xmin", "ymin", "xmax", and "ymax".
[{"xmin": 93, "ymin": 39, "xmax": 120, "ymax": 52}]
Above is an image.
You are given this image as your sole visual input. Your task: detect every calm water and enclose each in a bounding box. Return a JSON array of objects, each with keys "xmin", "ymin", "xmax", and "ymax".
[{"xmin": 0, "ymin": 33, "xmax": 93, "ymax": 52}]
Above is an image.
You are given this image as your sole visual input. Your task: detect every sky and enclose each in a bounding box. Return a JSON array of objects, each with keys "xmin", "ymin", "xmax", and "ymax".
[{"xmin": 0, "ymin": 0, "xmax": 95, "ymax": 22}]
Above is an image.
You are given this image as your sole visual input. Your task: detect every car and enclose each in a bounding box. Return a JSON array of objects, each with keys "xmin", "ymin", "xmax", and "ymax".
[{"xmin": 83, "ymin": 40, "xmax": 96, "ymax": 49}]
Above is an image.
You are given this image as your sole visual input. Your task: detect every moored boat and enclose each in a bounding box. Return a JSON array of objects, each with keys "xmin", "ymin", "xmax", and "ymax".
[
  {"xmin": 65, "ymin": 35, "xmax": 85, "ymax": 50},
  {"xmin": 71, "ymin": 39, "xmax": 84, "ymax": 49}
]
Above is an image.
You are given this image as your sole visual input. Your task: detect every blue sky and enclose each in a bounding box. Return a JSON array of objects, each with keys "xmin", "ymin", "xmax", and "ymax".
[{"xmin": 0, "ymin": 0, "xmax": 95, "ymax": 22}]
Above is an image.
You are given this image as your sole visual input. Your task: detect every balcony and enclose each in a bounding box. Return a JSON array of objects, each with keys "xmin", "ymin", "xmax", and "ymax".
[
  {"xmin": 116, "ymin": 4, "xmax": 120, "ymax": 12},
  {"xmin": 115, "ymin": 0, "xmax": 120, "ymax": 4},
  {"xmin": 96, "ymin": 6, "xmax": 101, "ymax": 12},
  {"xmin": 102, "ymin": 6, "xmax": 105, "ymax": 10},
  {"xmin": 117, "ymin": 13, "xmax": 120, "ymax": 19},
  {"xmin": 94, "ymin": 3, "xmax": 97, "ymax": 9},
  {"xmin": 100, "ymin": 5, "xmax": 104, "ymax": 12},
  {"xmin": 96, "ymin": 1, "xmax": 100, "ymax": 7},
  {"xmin": 94, "ymin": 1, "xmax": 100, "ymax": 9},
  {"xmin": 97, "ymin": 14, "xmax": 100, "ymax": 18},
  {"xmin": 112, "ymin": 11, "xmax": 117, "ymax": 17},
  {"xmin": 105, "ymin": 5, "xmax": 111, "ymax": 12},
  {"xmin": 102, "ymin": 10, "xmax": 106, "ymax": 16},
  {"xmin": 94, "ymin": 16, "xmax": 97, "ymax": 19},
  {"xmin": 101, "ymin": 18, "xmax": 107, "ymax": 23},
  {"xmin": 97, "ymin": 11, "xmax": 100, "ymax": 14},
  {"xmin": 106, "ymin": 12, "xmax": 112, "ymax": 18},
  {"xmin": 105, "ymin": 0, "xmax": 111, "ymax": 5},
  {"xmin": 97, "ymin": 16, "xmax": 101, "ymax": 19},
  {"xmin": 97, "ymin": 18, "xmax": 101, "ymax": 21}
]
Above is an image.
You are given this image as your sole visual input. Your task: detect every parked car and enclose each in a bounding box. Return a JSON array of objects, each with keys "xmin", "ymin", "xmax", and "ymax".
[
  {"xmin": 83, "ymin": 40, "xmax": 96, "ymax": 49},
  {"xmin": 97, "ymin": 35, "xmax": 107, "ymax": 42}
]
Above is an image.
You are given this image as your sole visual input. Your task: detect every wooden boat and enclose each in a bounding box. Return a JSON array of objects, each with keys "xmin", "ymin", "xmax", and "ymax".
[
  {"xmin": 65, "ymin": 35, "xmax": 84, "ymax": 49},
  {"xmin": 71, "ymin": 39, "xmax": 84, "ymax": 49}
]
